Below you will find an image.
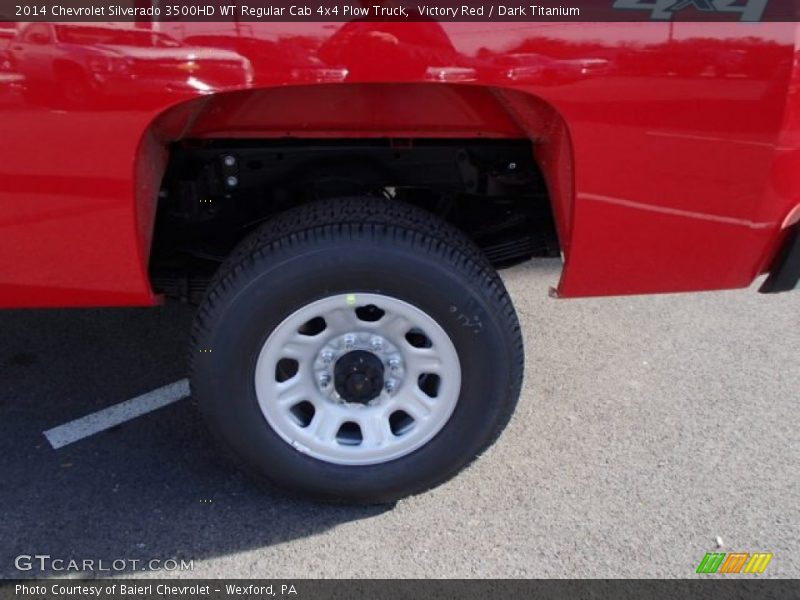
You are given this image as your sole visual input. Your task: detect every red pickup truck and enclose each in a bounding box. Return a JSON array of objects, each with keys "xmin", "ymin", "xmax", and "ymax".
[{"xmin": 1, "ymin": 20, "xmax": 798, "ymax": 503}]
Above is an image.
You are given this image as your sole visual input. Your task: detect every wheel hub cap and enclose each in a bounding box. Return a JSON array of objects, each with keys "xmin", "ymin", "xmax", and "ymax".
[
  {"xmin": 334, "ymin": 350, "xmax": 384, "ymax": 404},
  {"xmin": 254, "ymin": 293, "xmax": 461, "ymax": 466}
]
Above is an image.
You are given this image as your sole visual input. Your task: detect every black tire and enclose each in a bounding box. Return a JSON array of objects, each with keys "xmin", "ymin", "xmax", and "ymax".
[{"xmin": 190, "ymin": 197, "xmax": 524, "ymax": 503}]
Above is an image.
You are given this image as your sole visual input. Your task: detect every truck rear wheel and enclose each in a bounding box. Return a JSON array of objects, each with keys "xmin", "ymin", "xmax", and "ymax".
[{"xmin": 190, "ymin": 198, "xmax": 524, "ymax": 503}]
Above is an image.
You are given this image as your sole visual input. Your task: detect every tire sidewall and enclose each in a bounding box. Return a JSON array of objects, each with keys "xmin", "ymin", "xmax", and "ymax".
[{"xmin": 194, "ymin": 230, "xmax": 520, "ymax": 501}]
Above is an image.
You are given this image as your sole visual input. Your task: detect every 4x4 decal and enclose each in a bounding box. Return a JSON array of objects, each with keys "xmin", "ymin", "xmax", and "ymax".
[{"xmin": 612, "ymin": 0, "xmax": 769, "ymax": 21}]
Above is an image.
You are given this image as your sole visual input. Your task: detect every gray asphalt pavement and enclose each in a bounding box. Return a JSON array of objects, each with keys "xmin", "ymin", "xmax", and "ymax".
[{"xmin": 1, "ymin": 258, "xmax": 798, "ymax": 578}]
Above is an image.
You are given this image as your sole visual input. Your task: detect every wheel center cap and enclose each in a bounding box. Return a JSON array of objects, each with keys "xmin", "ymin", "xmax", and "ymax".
[{"xmin": 334, "ymin": 350, "xmax": 385, "ymax": 404}]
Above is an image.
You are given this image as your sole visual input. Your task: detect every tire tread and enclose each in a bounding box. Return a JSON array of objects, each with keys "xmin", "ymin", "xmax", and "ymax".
[{"xmin": 189, "ymin": 197, "xmax": 524, "ymax": 502}]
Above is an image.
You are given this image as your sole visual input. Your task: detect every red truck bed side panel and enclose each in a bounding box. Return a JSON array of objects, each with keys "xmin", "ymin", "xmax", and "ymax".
[{"xmin": 0, "ymin": 22, "xmax": 798, "ymax": 306}]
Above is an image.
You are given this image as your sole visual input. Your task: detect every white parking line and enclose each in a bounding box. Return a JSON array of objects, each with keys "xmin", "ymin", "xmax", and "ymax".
[{"xmin": 43, "ymin": 379, "xmax": 190, "ymax": 450}]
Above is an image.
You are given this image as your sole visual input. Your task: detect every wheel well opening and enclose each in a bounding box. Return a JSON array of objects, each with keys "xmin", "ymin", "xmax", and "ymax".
[{"xmin": 148, "ymin": 137, "xmax": 560, "ymax": 302}]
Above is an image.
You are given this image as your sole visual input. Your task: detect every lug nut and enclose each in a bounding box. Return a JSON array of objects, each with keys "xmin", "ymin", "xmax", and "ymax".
[
  {"xmin": 226, "ymin": 176, "xmax": 238, "ymax": 187},
  {"xmin": 317, "ymin": 373, "xmax": 330, "ymax": 388},
  {"xmin": 223, "ymin": 155, "xmax": 236, "ymax": 167},
  {"xmin": 388, "ymin": 357, "xmax": 401, "ymax": 371},
  {"xmin": 370, "ymin": 336, "xmax": 384, "ymax": 352},
  {"xmin": 385, "ymin": 379, "xmax": 398, "ymax": 393},
  {"xmin": 321, "ymin": 350, "xmax": 334, "ymax": 364},
  {"xmin": 343, "ymin": 334, "xmax": 356, "ymax": 350}
]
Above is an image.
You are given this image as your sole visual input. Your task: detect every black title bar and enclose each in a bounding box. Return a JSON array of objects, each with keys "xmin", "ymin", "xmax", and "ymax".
[
  {"xmin": 2, "ymin": 580, "xmax": 800, "ymax": 600},
  {"xmin": 0, "ymin": 0, "xmax": 799, "ymax": 22}
]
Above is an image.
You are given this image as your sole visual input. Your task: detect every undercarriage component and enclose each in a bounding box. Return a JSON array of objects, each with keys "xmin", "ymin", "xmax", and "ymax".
[{"xmin": 150, "ymin": 139, "xmax": 559, "ymax": 301}]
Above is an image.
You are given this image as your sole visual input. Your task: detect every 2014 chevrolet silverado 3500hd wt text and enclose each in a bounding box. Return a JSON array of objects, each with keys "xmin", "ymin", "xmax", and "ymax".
[{"xmin": 0, "ymin": 17, "xmax": 798, "ymax": 502}]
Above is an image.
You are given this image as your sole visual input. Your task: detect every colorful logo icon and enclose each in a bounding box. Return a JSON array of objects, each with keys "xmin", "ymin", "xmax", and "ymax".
[{"xmin": 696, "ymin": 552, "xmax": 773, "ymax": 574}]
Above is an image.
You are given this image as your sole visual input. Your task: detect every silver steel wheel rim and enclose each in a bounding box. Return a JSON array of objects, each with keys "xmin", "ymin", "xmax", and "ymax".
[{"xmin": 254, "ymin": 293, "xmax": 461, "ymax": 466}]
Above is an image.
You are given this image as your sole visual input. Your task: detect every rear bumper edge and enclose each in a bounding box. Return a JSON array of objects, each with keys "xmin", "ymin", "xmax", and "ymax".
[{"xmin": 760, "ymin": 222, "xmax": 800, "ymax": 294}]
